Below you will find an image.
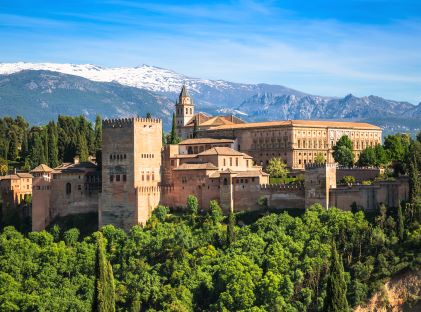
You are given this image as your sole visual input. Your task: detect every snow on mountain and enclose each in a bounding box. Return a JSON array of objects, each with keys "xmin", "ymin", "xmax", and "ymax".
[{"xmin": 0, "ymin": 62, "xmax": 235, "ymax": 93}]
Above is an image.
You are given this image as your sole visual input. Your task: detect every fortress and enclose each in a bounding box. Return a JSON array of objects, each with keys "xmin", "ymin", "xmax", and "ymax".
[{"xmin": 30, "ymin": 86, "xmax": 409, "ymax": 231}]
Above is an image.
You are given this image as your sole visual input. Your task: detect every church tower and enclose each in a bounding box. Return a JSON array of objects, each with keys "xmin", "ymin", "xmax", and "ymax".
[{"xmin": 175, "ymin": 85, "xmax": 194, "ymax": 137}]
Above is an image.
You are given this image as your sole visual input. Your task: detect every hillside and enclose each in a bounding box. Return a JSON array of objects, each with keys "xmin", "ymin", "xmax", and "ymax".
[{"xmin": 0, "ymin": 62, "xmax": 420, "ymax": 135}]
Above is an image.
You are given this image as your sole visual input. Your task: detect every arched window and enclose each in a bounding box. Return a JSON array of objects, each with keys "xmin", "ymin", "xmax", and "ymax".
[
  {"xmin": 224, "ymin": 178, "xmax": 228, "ymax": 185},
  {"xmin": 66, "ymin": 183, "xmax": 71, "ymax": 195}
]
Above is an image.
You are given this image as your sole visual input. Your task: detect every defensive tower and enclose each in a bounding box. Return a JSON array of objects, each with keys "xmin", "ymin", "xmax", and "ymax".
[{"xmin": 99, "ymin": 117, "xmax": 162, "ymax": 230}]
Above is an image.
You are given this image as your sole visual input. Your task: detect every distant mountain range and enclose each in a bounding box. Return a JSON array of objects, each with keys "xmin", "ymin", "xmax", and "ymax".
[{"xmin": 0, "ymin": 62, "xmax": 420, "ymax": 136}]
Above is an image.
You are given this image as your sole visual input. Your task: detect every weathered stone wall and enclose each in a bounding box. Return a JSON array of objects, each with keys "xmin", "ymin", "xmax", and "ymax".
[
  {"xmin": 329, "ymin": 177, "xmax": 409, "ymax": 211},
  {"xmin": 336, "ymin": 167, "xmax": 383, "ymax": 183},
  {"xmin": 304, "ymin": 164, "xmax": 337, "ymax": 208}
]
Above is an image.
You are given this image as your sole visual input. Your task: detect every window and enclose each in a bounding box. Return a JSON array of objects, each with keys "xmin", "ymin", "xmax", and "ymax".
[
  {"xmin": 123, "ymin": 174, "xmax": 127, "ymax": 182},
  {"xmin": 223, "ymin": 158, "xmax": 226, "ymax": 166},
  {"xmin": 110, "ymin": 175, "xmax": 114, "ymax": 182},
  {"xmin": 116, "ymin": 175, "xmax": 120, "ymax": 182},
  {"xmin": 224, "ymin": 178, "xmax": 228, "ymax": 185},
  {"xmin": 230, "ymin": 157, "xmax": 232, "ymax": 166},
  {"xmin": 66, "ymin": 183, "xmax": 71, "ymax": 194},
  {"xmin": 236, "ymin": 158, "xmax": 239, "ymax": 166}
]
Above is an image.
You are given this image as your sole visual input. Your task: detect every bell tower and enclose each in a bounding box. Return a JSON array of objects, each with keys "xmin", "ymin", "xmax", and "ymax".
[{"xmin": 175, "ymin": 85, "xmax": 194, "ymax": 138}]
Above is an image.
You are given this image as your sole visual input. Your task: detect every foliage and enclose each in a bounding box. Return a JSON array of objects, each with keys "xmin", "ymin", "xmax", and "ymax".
[
  {"xmin": 0, "ymin": 200, "xmax": 420, "ymax": 311},
  {"xmin": 324, "ymin": 241, "xmax": 349, "ymax": 312},
  {"xmin": 169, "ymin": 113, "xmax": 181, "ymax": 144},
  {"xmin": 266, "ymin": 157, "xmax": 289, "ymax": 178},
  {"xmin": 341, "ymin": 175, "xmax": 356, "ymax": 184},
  {"xmin": 314, "ymin": 152, "xmax": 326, "ymax": 164},
  {"xmin": 333, "ymin": 135, "xmax": 354, "ymax": 166},
  {"xmin": 93, "ymin": 232, "xmax": 116, "ymax": 312}
]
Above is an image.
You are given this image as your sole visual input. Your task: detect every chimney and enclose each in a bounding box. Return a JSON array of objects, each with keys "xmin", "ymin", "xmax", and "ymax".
[{"xmin": 73, "ymin": 156, "xmax": 80, "ymax": 165}]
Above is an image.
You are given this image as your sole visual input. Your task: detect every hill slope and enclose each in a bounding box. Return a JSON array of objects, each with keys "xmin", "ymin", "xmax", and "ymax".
[{"xmin": 0, "ymin": 63, "xmax": 420, "ymax": 135}]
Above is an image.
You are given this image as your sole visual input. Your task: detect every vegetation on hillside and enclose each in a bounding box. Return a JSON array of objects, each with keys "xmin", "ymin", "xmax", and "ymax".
[{"xmin": 0, "ymin": 197, "xmax": 419, "ymax": 311}]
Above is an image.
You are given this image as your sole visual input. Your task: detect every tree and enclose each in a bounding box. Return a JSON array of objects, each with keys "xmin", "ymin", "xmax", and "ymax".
[
  {"xmin": 93, "ymin": 233, "xmax": 116, "ymax": 312},
  {"xmin": 153, "ymin": 205, "xmax": 169, "ymax": 222},
  {"xmin": 373, "ymin": 144, "xmax": 389, "ymax": 167},
  {"xmin": 77, "ymin": 134, "xmax": 89, "ymax": 162},
  {"xmin": 7, "ymin": 131, "xmax": 19, "ymax": 161},
  {"xmin": 227, "ymin": 212, "xmax": 236, "ymax": 245},
  {"xmin": 333, "ymin": 135, "xmax": 354, "ymax": 166},
  {"xmin": 187, "ymin": 195, "xmax": 199, "ymax": 224},
  {"xmin": 0, "ymin": 158, "xmax": 8, "ymax": 175},
  {"xmin": 397, "ymin": 204, "xmax": 404, "ymax": 241},
  {"xmin": 210, "ymin": 200, "xmax": 224, "ymax": 224},
  {"xmin": 47, "ymin": 122, "xmax": 59, "ymax": 168},
  {"xmin": 384, "ymin": 133, "xmax": 410, "ymax": 162},
  {"xmin": 29, "ymin": 131, "xmax": 46, "ymax": 167},
  {"xmin": 334, "ymin": 145, "xmax": 354, "ymax": 167},
  {"xmin": 324, "ymin": 241, "xmax": 349, "ymax": 312},
  {"xmin": 94, "ymin": 115, "xmax": 102, "ymax": 153},
  {"xmin": 314, "ymin": 152, "xmax": 325, "ymax": 165},
  {"xmin": 357, "ymin": 147, "xmax": 376, "ymax": 167},
  {"xmin": 63, "ymin": 228, "xmax": 80, "ymax": 246},
  {"xmin": 266, "ymin": 158, "xmax": 289, "ymax": 178},
  {"xmin": 146, "ymin": 112, "xmax": 152, "ymax": 119},
  {"xmin": 169, "ymin": 113, "xmax": 181, "ymax": 144}
]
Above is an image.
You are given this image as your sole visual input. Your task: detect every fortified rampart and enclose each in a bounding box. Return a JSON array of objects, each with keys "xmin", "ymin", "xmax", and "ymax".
[
  {"xmin": 330, "ymin": 177, "xmax": 409, "ymax": 211},
  {"xmin": 336, "ymin": 167, "xmax": 383, "ymax": 183}
]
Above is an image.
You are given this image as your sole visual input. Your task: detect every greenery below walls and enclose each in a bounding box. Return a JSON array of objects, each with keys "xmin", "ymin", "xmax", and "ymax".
[{"xmin": 0, "ymin": 201, "xmax": 420, "ymax": 311}]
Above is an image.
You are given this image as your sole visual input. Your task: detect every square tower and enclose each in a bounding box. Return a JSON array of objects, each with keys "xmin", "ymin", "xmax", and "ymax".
[
  {"xmin": 175, "ymin": 85, "xmax": 194, "ymax": 137},
  {"xmin": 99, "ymin": 118, "xmax": 162, "ymax": 230}
]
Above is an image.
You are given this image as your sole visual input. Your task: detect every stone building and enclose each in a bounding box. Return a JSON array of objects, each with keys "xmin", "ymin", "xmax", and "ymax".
[
  {"xmin": 99, "ymin": 118, "xmax": 162, "ymax": 230},
  {"xmin": 176, "ymin": 87, "xmax": 382, "ymax": 170},
  {"xmin": 31, "ymin": 160, "xmax": 100, "ymax": 231},
  {"xmin": 31, "ymin": 86, "xmax": 406, "ymax": 232},
  {"xmin": 0, "ymin": 172, "xmax": 32, "ymax": 224}
]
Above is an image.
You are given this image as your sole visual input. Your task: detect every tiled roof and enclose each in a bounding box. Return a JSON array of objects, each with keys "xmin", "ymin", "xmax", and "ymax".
[
  {"xmin": 179, "ymin": 138, "xmax": 235, "ymax": 145},
  {"xmin": 16, "ymin": 173, "xmax": 33, "ymax": 178},
  {"xmin": 30, "ymin": 164, "xmax": 54, "ymax": 173},
  {"xmin": 0, "ymin": 174, "xmax": 19, "ymax": 180},
  {"xmin": 198, "ymin": 147, "xmax": 245, "ymax": 156},
  {"xmin": 207, "ymin": 120, "xmax": 381, "ymax": 131},
  {"xmin": 54, "ymin": 161, "xmax": 97, "ymax": 173},
  {"xmin": 185, "ymin": 114, "xmax": 245, "ymax": 127},
  {"xmin": 209, "ymin": 169, "xmax": 268, "ymax": 178},
  {"xmin": 174, "ymin": 163, "xmax": 218, "ymax": 170}
]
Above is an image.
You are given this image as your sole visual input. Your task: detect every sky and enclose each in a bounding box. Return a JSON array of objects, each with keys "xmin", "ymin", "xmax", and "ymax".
[{"xmin": 0, "ymin": 0, "xmax": 421, "ymax": 104}]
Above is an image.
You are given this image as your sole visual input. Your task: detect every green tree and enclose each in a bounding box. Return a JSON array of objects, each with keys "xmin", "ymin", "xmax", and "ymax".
[
  {"xmin": 341, "ymin": 175, "xmax": 356, "ymax": 184},
  {"xmin": 29, "ymin": 131, "xmax": 46, "ymax": 167},
  {"xmin": 227, "ymin": 211, "xmax": 236, "ymax": 245},
  {"xmin": 47, "ymin": 122, "xmax": 59, "ymax": 168},
  {"xmin": 187, "ymin": 195, "xmax": 199, "ymax": 224},
  {"xmin": 266, "ymin": 157, "xmax": 289, "ymax": 178},
  {"xmin": 358, "ymin": 147, "xmax": 376, "ymax": 167},
  {"xmin": 193, "ymin": 119, "xmax": 198, "ymax": 138},
  {"xmin": 146, "ymin": 112, "xmax": 152, "ymax": 119},
  {"xmin": 93, "ymin": 233, "xmax": 116, "ymax": 312},
  {"xmin": 169, "ymin": 113, "xmax": 180, "ymax": 144},
  {"xmin": 210, "ymin": 200, "xmax": 224, "ymax": 224},
  {"xmin": 314, "ymin": 152, "xmax": 325, "ymax": 165},
  {"xmin": 63, "ymin": 228, "xmax": 80, "ymax": 246},
  {"xmin": 94, "ymin": 115, "xmax": 102, "ymax": 153},
  {"xmin": 7, "ymin": 131, "xmax": 19, "ymax": 161},
  {"xmin": 324, "ymin": 241, "xmax": 349, "ymax": 312},
  {"xmin": 77, "ymin": 134, "xmax": 89, "ymax": 162},
  {"xmin": 373, "ymin": 144, "xmax": 389, "ymax": 166},
  {"xmin": 153, "ymin": 205, "xmax": 169, "ymax": 222},
  {"xmin": 397, "ymin": 204, "xmax": 404, "ymax": 241},
  {"xmin": 333, "ymin": 135, "xmax": 354, "ymax": 166}
]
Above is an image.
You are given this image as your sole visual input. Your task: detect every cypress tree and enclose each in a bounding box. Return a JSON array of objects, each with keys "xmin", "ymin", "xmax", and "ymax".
[
  {"xmin": 93, "ymin": 233, "xmax": 115, "ymax": 312},
  {"xmin": 170, "ymin": 113, "xmax": 177, "ymax": 144},
  {"xmin": 193, "ymin": 119, "xmax": 198, "ymax": 138},
  {"xmin": 94, "ymin": 115, "xmax": 102, "ymax": 153},
  {"xmin": 324, "ymin": 241, "xmax": 349, "ymax": 312},
  {"xmin": 146, "ymin": 112, "xmax": 152, "ymax": 119},
  {"xmin": 7, "ymin": 131, "xmax": 19, "ymax": 161},
  {"xmin": 227, "ymin": 211, "xmax": 236, "ymax": 245},
  {"xmin": 29, "ymin": 132, "xmax": 46, "ymax": 167},
  {"xmin": 48, "ymin": 122, "xmax": 59, "ymax": 168},
  {"xmin": 77, "ymin": 134, "xmax": 89, "ymax": 162},
  {"xmin": 397, "ymin": 204, "xmax": 404, "ymax": 241}
]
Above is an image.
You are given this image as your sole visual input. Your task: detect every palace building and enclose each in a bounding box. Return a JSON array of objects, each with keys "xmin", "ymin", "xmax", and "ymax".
[
  {"xmin": 31, "ymin": 86, "xmax": 409, "ymax": 232},
  {"xmin": 175, "ymin": 86, "xmax": 382, "ymax": 169}
]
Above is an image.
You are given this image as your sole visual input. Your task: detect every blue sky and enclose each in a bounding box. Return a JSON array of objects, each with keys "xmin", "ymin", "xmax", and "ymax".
[{"xmin": 1, "ymin": 0, "xmax": 420, "ymax": 104}]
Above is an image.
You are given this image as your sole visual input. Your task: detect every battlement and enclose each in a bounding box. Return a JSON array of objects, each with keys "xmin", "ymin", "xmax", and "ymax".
[
  {"xmin": 259, "ymin": 183, "xmax": 304, "ymax": 190},
  {"xmin": 103, "ymin": 117, "xmax": 162, "ymax": 128},
  {"xmin": 305, "ymin": 163, "xmax": 337, "ymax": 170}
]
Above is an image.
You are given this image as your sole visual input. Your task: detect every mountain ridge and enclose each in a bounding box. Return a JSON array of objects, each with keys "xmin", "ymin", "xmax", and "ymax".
[{"xmin": 0, "ymin": 63, "xmax": 420, "ymax": 136}]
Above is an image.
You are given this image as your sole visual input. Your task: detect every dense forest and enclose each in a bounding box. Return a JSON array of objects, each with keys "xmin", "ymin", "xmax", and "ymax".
[
  {"xmin": 0, "ymin": 198, "xmax": 420, "ymax": 311},
  {"xmin": 0, "ymin": 115, "xmax": 102, "ymax": 171}
]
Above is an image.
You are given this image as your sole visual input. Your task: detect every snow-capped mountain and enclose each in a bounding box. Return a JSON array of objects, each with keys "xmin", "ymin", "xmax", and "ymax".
[
  {"xmin": 0, "ymin": 62, "xmax": 244, "ymax": 93},
  {"xmin": 0, "ymin": 62, "xmax": 420, "ymax": 135}
]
